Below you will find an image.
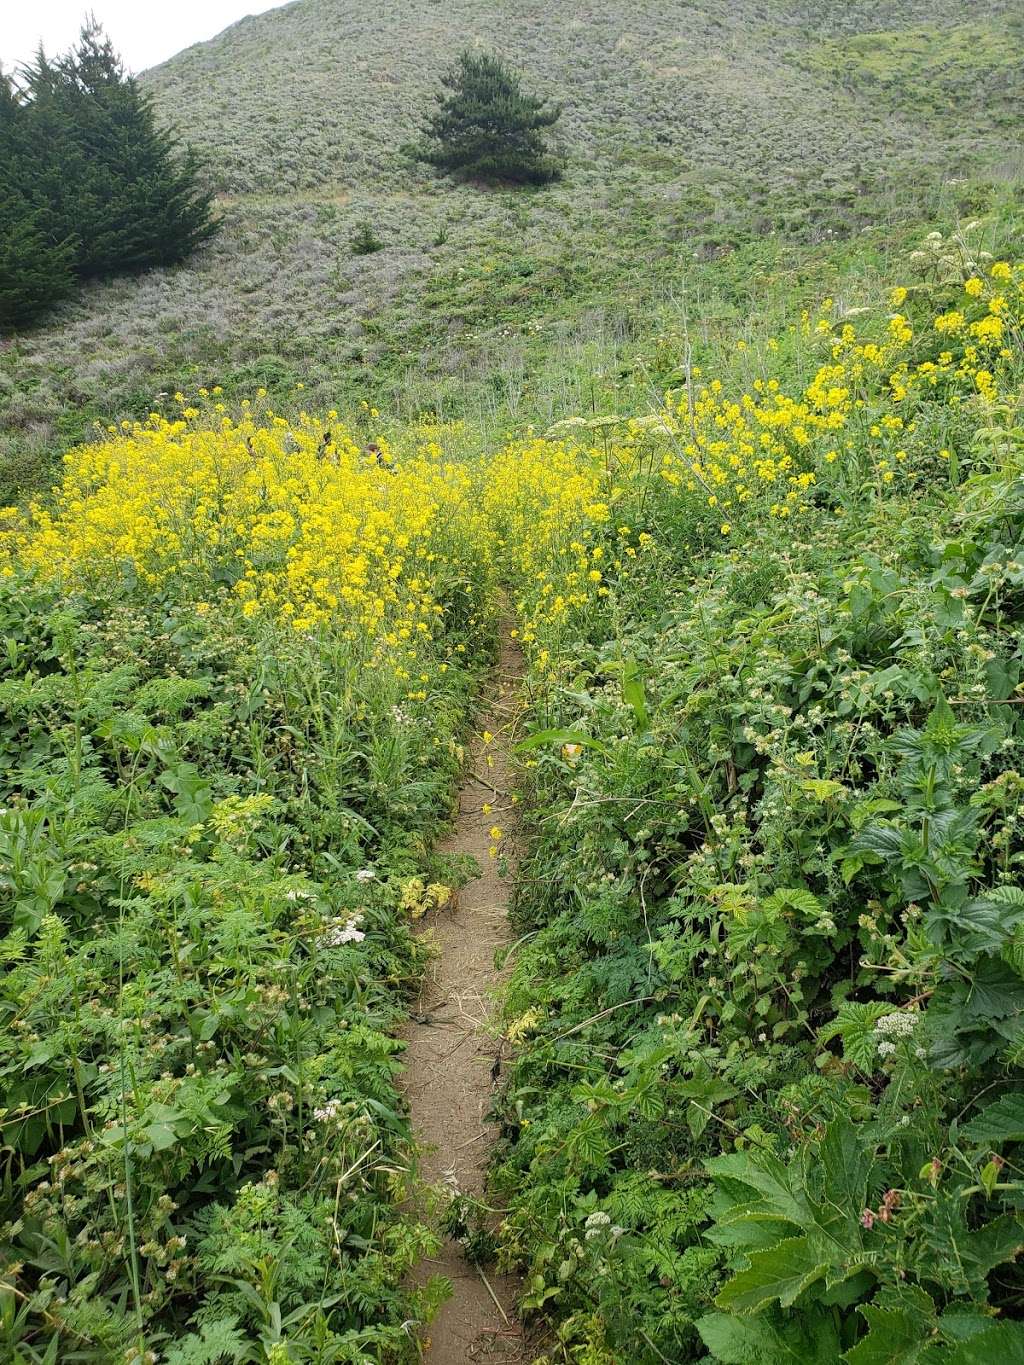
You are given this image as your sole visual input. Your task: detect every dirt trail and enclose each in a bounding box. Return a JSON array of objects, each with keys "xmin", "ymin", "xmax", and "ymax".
[{"xmin": 403, "ymin": 631, "xmax": 528, "ymax": 1364}]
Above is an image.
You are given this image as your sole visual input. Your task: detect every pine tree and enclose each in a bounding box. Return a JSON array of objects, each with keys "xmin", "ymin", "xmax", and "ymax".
[
  {"xmin": 414, "ymin": 51, "xmax": 562, "ymax": 186},
  {"xmin": 22, "ymin": 20, "xmax": 218, "ymax": 278},
  {"xmin": 0, "ymin": 20, "xmax": 218, "ymax": 329},
  {"xmin": 0, "ymin": 192, "xmax": 76, "ymax": 330},
  {"xmin": 0, "ymin": 72, "xmax": 75, "ymax": 328}
]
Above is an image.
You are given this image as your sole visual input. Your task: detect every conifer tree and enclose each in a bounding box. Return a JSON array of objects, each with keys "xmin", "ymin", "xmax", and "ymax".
[
  {"xmin": 0, "ymin": 72, "xmax": 75, "ymax": 327},
  {"xmin": 414, "ymin": 51, "xmax": 562, "ymax": 186},
  {"xmin": 0, "ymin": 20, "xmax": 217, "ymax": 329},
  {"xmin": 22, "ymin": 20, "xmax": 217, "ymax": 278},
  {"xmin": 0, "ymin": 192, "xmax": 76, "ymax": 329}
]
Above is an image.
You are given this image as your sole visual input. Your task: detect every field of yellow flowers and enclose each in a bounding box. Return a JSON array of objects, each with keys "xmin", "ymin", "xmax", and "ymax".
[{"xmin": 2, "ymin": 237, "xmax": 1024, "ymax": 1361}]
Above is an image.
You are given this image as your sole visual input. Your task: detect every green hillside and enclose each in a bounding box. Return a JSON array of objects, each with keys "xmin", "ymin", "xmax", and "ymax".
[{"xmin": 1, "ymin": 0, "xmax": 1021, "ymax": 498}]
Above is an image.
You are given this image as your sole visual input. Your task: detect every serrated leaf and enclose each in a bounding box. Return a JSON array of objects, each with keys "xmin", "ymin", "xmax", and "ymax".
[
  {"xmin": 963, "ymin": 1092, "xmax": 1024, "ymax": 1146},
  {"xmin": 814, "ymin": 1116, "xmax": 872, "ymax": 1235},
  {"xmin": 765, "ymin": 887, "xmax": 823, "ymax": 918},
  {"xmin": 801, "ymin": 778, "xmax": 847, "ymax": 802},
  {"xmin": 818, "ymin": 1001, "xmax": 890, "ymax": 1070},
  {"xmin": 707, "ymin": 1149, "xmax": 810, "ymax": 1227},
  {"xmin": 164, "ymin": 1315, "xmax": 248, "ymax": 1365},
  {"xmin": 715, "ymin": 1234, "xmax": 829, "ymax": 1313},
  {"xmin": 843, "ymin": 1303, "xmax": 931, "ymax": 1363},
  {"xmin": 921, "ymin": 1202, "xmax": 1024, "ymax": 1296},
  {"xmin": 944, "ymin": 1323, "xmax": 1024, "ymax": 1363},
  {"xmin": 850, "ymin": 823, "xmax": 906, "ymax": 861},
  {"xmin": 698, "ymin": 1307, "xmax": 841, "ymax": 1364}
]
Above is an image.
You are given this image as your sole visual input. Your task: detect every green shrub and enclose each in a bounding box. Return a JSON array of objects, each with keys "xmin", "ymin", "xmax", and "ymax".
[
  {"xmin": 351, "ymin": 219, "xmax": 384, "ymax": 255},
  {"xmin": 0, "ymin": 566, "xmax": 490, "ymax": 1357},
  {"xmin": 492, "ymin": 257, "xmax": 1024, "ymax": 1361}
]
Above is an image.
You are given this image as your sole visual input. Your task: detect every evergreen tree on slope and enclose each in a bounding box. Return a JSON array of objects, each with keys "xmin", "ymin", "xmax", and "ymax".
[{"xmin": 415, "ymin": 51, "xmax": 562, "ymax": 186}]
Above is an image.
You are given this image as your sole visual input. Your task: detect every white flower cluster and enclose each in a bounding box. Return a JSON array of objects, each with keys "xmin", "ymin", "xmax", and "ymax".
[
  {"xmin": 313, "ymin": 1098, "xmax": 344, "ymax": 1124},
  {"xmin": 318, "ymin": 912, "xmax": 365, "ymax": 947},
  {"xmin": 875, "ymin": 1011, "xmax": 917, "ymax": 1056},
  {"xmin": 355, "ymin": 868, "xmax": 376, "ymax": 883},
  {"xmin": 284, "ymin": 887, "xmax": 315, "ymax": 903},
  {"xmin": 584, "ymin": 1210, "xmax": 625, "ymax": 1240}
]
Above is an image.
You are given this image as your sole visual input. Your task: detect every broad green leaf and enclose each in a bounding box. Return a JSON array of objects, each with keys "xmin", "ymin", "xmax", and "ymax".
[
  {"xmin": 161, "ymin": 762, "xmax": 214, "ymax": 823},
  {"xmin": 143, "ymin": 1122, "xmax": 180, "ymax": 1152},
  {"xmin": 844, "ymin": 1304, "xmax": 931, "ymax": 1363},
  {"xmin": 922, "ymin": 1201, "xmax": 1024, "ymax": 1296},
  {"xmin": 815, "ymin": 1115, "xmax": 873, "ymax": 1229},
  {"xmin": 707, "ymin": 1149, "xmax": 810, "ymax": 1228},
  {"xmin": 715, "ymin": 1234, "xmax": 829, "ymax": 1313},
  {"xmin": 944, "ymin": 1323, "xmax": 1024, "ymax": 1363},
  {"xmin": 962, "ymin": 1092, "xmax": 1024, "ymax": 1146},
  {"xmin": 765, "ymin": 887, "xmax": 823, "ymax": 919},
  {"xmin": 698, "ymin": 1307, "xmax": 841, "ymax": 1363}
]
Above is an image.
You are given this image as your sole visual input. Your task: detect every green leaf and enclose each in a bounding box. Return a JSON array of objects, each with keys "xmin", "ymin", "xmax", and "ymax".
[
  {"xmin": 164, "ymin": 1314, "xmax": 248, "ymax": 1364},
  {"xmin": 963, "ymin": 1092, "xmax": 1024, "ymax": 1146},
  {"xmin": 707, "ymin": 1149, "xmax": 810, "ymax": 1229},
  {"xmin": 815, "ymin": 1116, "xmax": 872, "ymax": 1234},
  {"xmin": 921, "ymin": 1202, "xmax": 1024, "ymax": 1296},
  {"xmin": 944, "ymin": 1323, "xmax": 1024, "ymax": 1363},
  {"xmin": 765, "ymin": 887, "xmax": 824, "ymax": 919},
  {"xmin": 143, "ymin": 1122, "xmax": 180, "ymax": 1152},
  {"xmin": 715, "ymin": 1234, "xmax": 829, "ymax": 1313},
  {"xmin": 620, "ymin": 658, "xmax": 649, "ymax": 733},
  {"xmin": 818, "ymin": 1001, "xmax": 890, "ymax": 1070},
  {"xmin": 844, "ymin": 1304, "xmax": 932, "ymax": 1363},
  {"xmin": 513, "ymin": 727, "xmax": 609, "ymax": 756},
  {"xmin": 801, "ymin": 778, "xmax": 847, "ymax": 802},
  {"xmin": 161, "ymin": 762, "xmax": 214, "ymax": 823},
  {"xmin": 698, "ymin": 1307, "xmax": 841, "ymax": 1363}
]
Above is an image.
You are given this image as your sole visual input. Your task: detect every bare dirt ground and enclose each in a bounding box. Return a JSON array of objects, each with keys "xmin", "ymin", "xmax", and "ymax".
[{"xmin": 403, "ymin": 631, "xmax": 529, "ymax": 1364}]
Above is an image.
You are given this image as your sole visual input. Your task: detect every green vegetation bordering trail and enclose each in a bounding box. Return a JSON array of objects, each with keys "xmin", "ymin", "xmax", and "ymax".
[{"xmin": 490, "ymin": 210, "xmax": 1024, "ymax": 1362}]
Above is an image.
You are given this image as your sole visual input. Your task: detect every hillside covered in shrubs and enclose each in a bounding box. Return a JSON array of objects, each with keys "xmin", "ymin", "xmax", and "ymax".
[{"xmin": 1, "ymin": 0, "xmax": 1021, "ymax": 499}]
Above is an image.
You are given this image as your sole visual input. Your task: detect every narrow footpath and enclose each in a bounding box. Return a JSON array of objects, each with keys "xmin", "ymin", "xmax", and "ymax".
[{"xmin": 403, "ymin": 630, "xmax": 528, "ymax": 1363}]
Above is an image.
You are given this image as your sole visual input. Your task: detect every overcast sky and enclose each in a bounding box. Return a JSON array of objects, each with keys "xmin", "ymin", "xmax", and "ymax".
[{"xmin": 3, "ymin": 2, "xmax": 291, "ymax": 76}]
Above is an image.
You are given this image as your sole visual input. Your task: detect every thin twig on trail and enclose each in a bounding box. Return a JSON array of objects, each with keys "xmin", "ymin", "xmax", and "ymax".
[
  {"xmin": 477, "ymin": 1266, "xmax": 510, "ymax": 1325},
  {"xmin": 469, "ymin": 770, "xmax": 508, "ymax": 794},
  {"xmin": 455, "ymin": 1130, "xmax": 489, "ymax": 1151}
]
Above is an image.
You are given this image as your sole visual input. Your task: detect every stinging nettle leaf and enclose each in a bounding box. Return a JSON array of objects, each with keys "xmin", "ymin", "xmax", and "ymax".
[
  {"xmin": 714, "ymin": 1234, "xmax": 830, "ymax": 1314},
  {"xmin": 963, "ymin": 1092, "xmax": 1024, "ymax": 1146}
]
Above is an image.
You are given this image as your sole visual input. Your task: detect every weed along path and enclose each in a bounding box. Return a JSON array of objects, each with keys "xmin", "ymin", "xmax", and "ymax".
[{"xmin": 403, "ymin": 629, "xmax": 528, "ymax": 1364}]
